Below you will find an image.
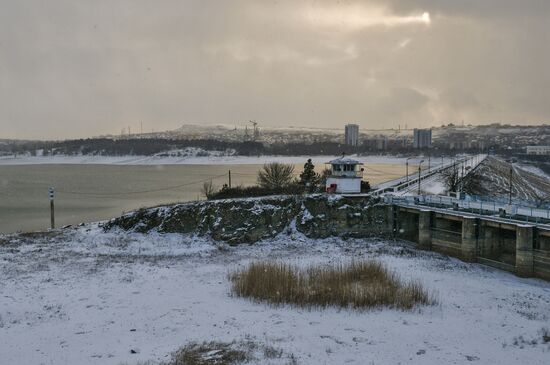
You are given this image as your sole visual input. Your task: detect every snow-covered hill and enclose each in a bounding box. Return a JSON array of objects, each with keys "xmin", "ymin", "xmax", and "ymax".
[{"xmin": 471, "ymin": 156, "xmax": 550, "ymax": 204}]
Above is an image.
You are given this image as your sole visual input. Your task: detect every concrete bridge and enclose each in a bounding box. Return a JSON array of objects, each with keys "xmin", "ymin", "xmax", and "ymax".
[
  {"xmin": 390, "ymin": 203, "xmax": 550, "ymax": 280},
  {"xmin": 372, "ymin": 154, "xmax": 486, "ymax": 196}
]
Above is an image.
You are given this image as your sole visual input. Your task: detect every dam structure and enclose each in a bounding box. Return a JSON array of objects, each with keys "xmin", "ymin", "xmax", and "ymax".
[{"xmin": 389, "ymin": 196, "xmax": 550, "ymax": 280}]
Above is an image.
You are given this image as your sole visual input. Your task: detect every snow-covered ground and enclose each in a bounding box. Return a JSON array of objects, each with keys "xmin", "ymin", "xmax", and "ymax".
[
  {"xmin": 518, "ymin": 164, "xmax": 550, "ymax": 182},
  {"xmin": 1, "ymin": 225, "xmax": 549, "ymax": 364},
  {"xmin": 0, "ymin": 153, "xmax": 425, "ymax": 166}
]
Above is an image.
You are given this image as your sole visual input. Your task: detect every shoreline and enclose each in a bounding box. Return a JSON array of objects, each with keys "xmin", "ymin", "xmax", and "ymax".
[{"xmin": 0, "ymin": 154, "xmax": 426, "ymax": 166}]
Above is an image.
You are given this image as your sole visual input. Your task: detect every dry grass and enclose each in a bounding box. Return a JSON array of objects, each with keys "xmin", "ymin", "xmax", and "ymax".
[
  {"xmin": 170, "ymin": 341, "xmax": 249, "ymax": 365},
  {"xmin": 125, "ymin": 340, "xmax": 297, "ymax": 365},
  {"xmin": 229, "ymin": 260, "xmax": 437, "ymax": 310}
]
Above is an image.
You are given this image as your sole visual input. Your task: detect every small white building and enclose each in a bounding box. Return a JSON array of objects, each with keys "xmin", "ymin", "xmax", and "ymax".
[{"xmin": 325, "ymin": 156, "xmax": 364, "ymax": 194}]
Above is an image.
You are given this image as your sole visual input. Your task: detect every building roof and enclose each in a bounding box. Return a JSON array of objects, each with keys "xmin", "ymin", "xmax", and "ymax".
[{"xmin": 327, "ymin": 156, "xmax": 363, "ymax": 165}]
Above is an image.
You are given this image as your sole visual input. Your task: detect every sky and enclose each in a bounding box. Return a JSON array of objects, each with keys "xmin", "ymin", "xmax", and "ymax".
[{"xmin": 1, "ymin": 0, "xmax": 549, "ymax": 139}]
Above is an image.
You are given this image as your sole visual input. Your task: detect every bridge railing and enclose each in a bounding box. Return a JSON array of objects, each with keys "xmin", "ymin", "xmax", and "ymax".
[
  {"xmin": 371, "ymin": 154, "xmax": 486, "ymax": 197},
  {"xmin": 385, "ymin": 194, "xmax": 550, "ymax": 221},
  {"xmin": 372, "ymin": 160, "xmax": 460, "ymax": 196},
  {"xmin": 465, "ymin": 194, "xmax": 550, "ymax": 210}
]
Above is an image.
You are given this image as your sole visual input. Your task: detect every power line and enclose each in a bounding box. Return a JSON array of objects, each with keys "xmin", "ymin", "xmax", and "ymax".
[
  {"xmin": 57, "ymin": 173, "xmax": 228, "ymax": 197},
  {"xmin": 362, "ymin": 165, "xmax": 403, "ymax": 177},
  {"xmin": 230, "ymin": 172, "xmax": 259, "ymax": 176}
]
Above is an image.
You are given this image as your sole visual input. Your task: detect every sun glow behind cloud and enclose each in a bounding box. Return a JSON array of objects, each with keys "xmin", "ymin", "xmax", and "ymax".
[{"xmin": 306, "ymin": 5, "xmax": 431, "ymax": 31}]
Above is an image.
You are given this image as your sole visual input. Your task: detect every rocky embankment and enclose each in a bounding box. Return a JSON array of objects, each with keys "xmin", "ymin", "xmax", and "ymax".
[{"xmin": 104, "ymin": 195, "xmax": 391, "ymax": 244}]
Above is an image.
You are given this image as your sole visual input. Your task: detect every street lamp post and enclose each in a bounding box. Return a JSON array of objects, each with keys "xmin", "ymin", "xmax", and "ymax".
[
  {"xmin": 418, "ymin": 160, "xmax": 424, "ymax": 195},
  {"xmin": 406, "ymin": 157, "xmax": 412, "ymax": 182},
  {"xmin": 453, "ymin": 157, "xmax": 457, "ymax": 190}
]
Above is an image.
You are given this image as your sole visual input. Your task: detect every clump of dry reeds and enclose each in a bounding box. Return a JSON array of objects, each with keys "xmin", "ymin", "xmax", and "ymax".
[{"xmin": 229, "ymin": 260, "xmax": 437, "ymax": 310}]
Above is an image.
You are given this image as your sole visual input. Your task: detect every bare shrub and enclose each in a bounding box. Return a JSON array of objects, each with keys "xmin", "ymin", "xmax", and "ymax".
[
  {"xmin": 229, "ymin": 260, "xmax": 437, "ymax": 310},
  {"xmin": 170, "ymin": 341, "xmax": 248, "ymax": 365},
  {"xmin": 201, "ymin": 181, "xmax": 216, "ymax": 199}
]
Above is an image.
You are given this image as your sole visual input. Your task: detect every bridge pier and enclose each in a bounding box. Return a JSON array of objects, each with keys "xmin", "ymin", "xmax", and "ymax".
[
  {"xmin": 516, "ymin": 225, "xmax": 534, "ymax": 277},
  {"xmin": 386, "ymin": 205, "xmax": 397, "ymax": 236},
  {"xmin": 461, "ymin": 217, "xmax": 478, "ymax": 262},
  {"xmin": 418, "ymin": 210, "xmax": 432, "ymax": 250},
  {"xmin": 394, "ymin": 204, "xmax": 548, "ymax": 281}
]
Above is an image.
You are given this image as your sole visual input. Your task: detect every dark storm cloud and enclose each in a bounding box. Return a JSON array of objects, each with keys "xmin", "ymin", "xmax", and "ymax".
[{"xmin": 0, "ymin": 0, "xmax": 548, "ymax": 139}]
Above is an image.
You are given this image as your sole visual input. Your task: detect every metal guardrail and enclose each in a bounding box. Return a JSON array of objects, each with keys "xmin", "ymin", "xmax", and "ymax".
[
  {"xmin": 466, "ymin": 194, "xmax": 550, "ymax": 210},
  {"xmin": 386, "ymin": 194, "xmax": 550, "ymax": 222}
]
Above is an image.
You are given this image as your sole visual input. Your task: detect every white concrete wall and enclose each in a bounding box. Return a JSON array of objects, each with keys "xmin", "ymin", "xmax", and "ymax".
[{"xmin": 326, "ymin": 177, "xmax": 362, "ymax": 193}]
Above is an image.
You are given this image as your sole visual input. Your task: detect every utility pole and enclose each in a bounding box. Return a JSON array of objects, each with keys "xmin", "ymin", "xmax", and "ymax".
[
  {"xmin": 509, "ymin": 166, "xmax": 513, "ymax": 204},
  {"xmin": 461, "ymin": 163, "xmax": 465, "ymax": 194},
  {"xmin": 406, "ymin": 157, "xmax": 412, "ymax": 182},
  {"xmin": 49, "ymin": 187, "xmax": 55, "ymax": 229},
  {"xmin": 228, "ymin": 170, "xmax": 232, "ymax": 188},
  {"xmin": 418, "ymin": 165, "xmax": 422, "ymax": 195},
  {"xmin": 452, "ymin": 158, "xmax": 458, "ymax": 192}
]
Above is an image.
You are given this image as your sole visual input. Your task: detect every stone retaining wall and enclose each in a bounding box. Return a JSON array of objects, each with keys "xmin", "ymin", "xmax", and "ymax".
[{"xmin": 104, "ymin": 194, "xmax": 392, "ymax": 244}]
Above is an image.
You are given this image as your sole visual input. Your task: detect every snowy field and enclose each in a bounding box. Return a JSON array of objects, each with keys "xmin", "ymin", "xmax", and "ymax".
[
  {"xmin": 1, "ymin": 225, "xmax": 549, "ymax": 365},
  {"xmin": 0, "ymin": 153, "xmax": 424, "ymax": 166}
]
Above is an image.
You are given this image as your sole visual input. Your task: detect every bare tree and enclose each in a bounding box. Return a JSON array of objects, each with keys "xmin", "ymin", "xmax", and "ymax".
[
  {"xmin": 441, "ymin": 166, "xmax": 460, "ymax": 192},
  {"xmin": 257, "ymin": 162, "xmax": 295, "ymax": 190},
  {"xmin": 201, "ymin": 180, "xmax": 216, "ymax": 199},
  {"xmin": 442, "ymin": 167, "xmax": 483, "ymax": 195}
]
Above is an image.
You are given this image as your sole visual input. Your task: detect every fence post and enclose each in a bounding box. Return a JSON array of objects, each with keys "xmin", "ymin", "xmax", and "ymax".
[{"xmin": 49, "ymin": 187, "xmax": 55, "ymax": 229}]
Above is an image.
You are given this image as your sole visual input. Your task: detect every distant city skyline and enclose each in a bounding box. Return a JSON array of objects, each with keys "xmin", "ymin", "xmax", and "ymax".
[{"xmin": 1, "ymin": 0, "xmax": 549, "ymax": 139}]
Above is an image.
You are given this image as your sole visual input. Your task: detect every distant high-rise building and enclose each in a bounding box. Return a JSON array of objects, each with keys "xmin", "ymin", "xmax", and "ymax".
[
  {"xmin": 345, "ymin": 124, "xmax": 359, "ymax": 146},
  {"xmin": 364, "ymin": 136, "xmax": 388, "ymax": 150},
  {"xmin": 413, "ymin": 128, "xmax": 432, "ymax": 148}
]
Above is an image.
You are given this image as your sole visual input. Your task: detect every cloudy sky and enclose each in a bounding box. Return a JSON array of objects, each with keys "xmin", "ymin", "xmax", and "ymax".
[{"xmin": 1, "ymin": 0, "xmax": 549, "ymax": 139}]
